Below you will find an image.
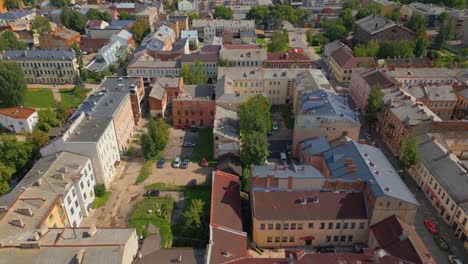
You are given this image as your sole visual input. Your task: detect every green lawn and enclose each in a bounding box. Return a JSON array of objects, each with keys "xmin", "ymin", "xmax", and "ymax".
[
  {"xmin": 192, "ymin": 128, "xmax": 215, "ymax": 165},
  {"xmin": 24, "ymin": 89, "xmax": 55, "ymax": 108},
  {"xmin": 256, "ymin": 37, "xmax": 267, "ymax": 45},
  {"xmin": 136, "ymin": 159, "xmax": 155, "ymax": 184},
  {"xmin": 128, "ymin": 196, "xmax": 174, "ymax": 247},
  {"xmin": 313, "ymin": 46, "xmax": 322, "ymax": 56},
  {"xmin": 280, "ymin": 105, "xmax": 295, "ymax": 129},
  {"xmin": 92, "ymin": 191, "xmax": 112, "ymax": 209},
  {"xmin": 59, "ymin": 89, "xmax": 83, "ymax": 108}
]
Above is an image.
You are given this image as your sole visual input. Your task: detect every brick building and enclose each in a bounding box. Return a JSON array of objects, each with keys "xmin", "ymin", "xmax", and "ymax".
[
  {"xmin": 39, "ymin": 27, "xmax": 80, "ymax": 50},
  {"xmin": 172, "ymin": 85, "xmax": 215, "ymax": 129},
  {"xmin": 454, "ymin": 88, "xmax": 468, "ymax": 120},
  {"xmin": 354, "ymin": 14, "xmax": 416, "ymax": 44},
  {"xmin": 402, "ymin": 84, "xmax": 457, "ymax": 120}
]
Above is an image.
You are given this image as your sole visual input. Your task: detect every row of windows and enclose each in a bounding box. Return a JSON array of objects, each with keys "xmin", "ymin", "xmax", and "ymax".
[
  {"xmin": 176, "ymin": 110, "xmax": 215, "ymax": 116},
  {"xmin": 25, "ymin": 70, "xmax": 75, "ymax": 75},
  {"xmin": 403, "ymin": 79, "xmax": 453, "ymax": 85},
  {"xmin": 265, "ymin": 235, "xmax": 354, "ymax": 243},
  {"xmin": 260, "ymin": 222, "xmax": 365, "ymax": 231},
  {"xmin": 19, "ymin": 62, "xmax": 73, "ymax": 68}
]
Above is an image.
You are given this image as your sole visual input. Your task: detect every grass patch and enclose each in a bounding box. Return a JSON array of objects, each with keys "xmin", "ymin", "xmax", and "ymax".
[
  {"xmin": 280, "ymin": 105, "xmax": 295, "ymax": 129},
  {"xmin": 125, "ymin": 146, "xmax": 135, "ymax": 156},
  {"xmin": 24, "ymin": 89, "xmax": 55, "ymax": 108},
  {"xmin": 256, "ymin": 37, "xmax": 266, "ymax": 45},
  {"xmin": 313, "ymin": 46, "xmax": 322, "ymax": 56},
  {"xmin": 133, "ymin": 133, "xmax": 141, "ymax": 139},
  {"xmin": 136, "ymin": 159, "xmax": 155, "ymax": 184},
  {"xmin": 59, "ymin": 89, "xmax": 85, "ymax": 108},
  {"xmin": 92, "ymin": 191, "xmax": 111, "ymax": 209},
  {"xmin": 191, "ymin": 128, "xmax": 215, "ymax": 165},
  {"xmin": 128, "ymin": 196, "xmax": 174, "ymax": 247}
]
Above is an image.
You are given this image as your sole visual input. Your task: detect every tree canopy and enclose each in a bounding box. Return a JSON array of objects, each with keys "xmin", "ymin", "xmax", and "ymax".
[
  {"xmin": 131, "ymin": 19, "xmax": 150, "ymax": 44},
  {"xmin": 0, "ymin": 61, "xmax": 27, "ymax": 107},
  {"xmin": 378, "ymin": 41, "xmax": 414, "ymax": 58},
  {"xmin": 323, "ymin": 22, "xmax": 347, "ymax": 41},
  {"xmin": 400, "ymin": 137, "xmax": 419, "ymax": 168},
  {"xmin": 267, "ymin": 30, "xmax": 290, "ymax": 52},
  {"xmin": 213, "ymin": 6, "xmax": 233, "ymax": 20},
  {"xmin": 0, "ymin": 30, "xmax": 26, "ymax": 51},
  {"xmin": 51, "ymin": 0, "xmax": 70, "ymax": 8},
  {"xmin": 32, "ymin": 16, "xmax": 51, "ymax": 36},
  {"xmin": 238, "ymin": 95, "xmax": 272, "ymax": 135},
  {"xmin": 180, "ymin": 60, "xmax": 208, "ymax": 85},
  {"xmin": 119, "ymin": 11, "xmax": 135, "ymax": 20},
  {"xmin": 353, "ymin": 40, "xmax": 380, "ymax": 57},
  {"xmin": 86, "ymin": 8, "xmax": 111, "ymax": 22},
  {"xmin": 405, "ymin": 13, "xmax": 426, "ymax": 36},
  {"xmin": 241, "ymin": 131, "xmax": 270, "ymax": 166},
  {"xmin": 246, "ymin": 5, "xmax": 310, "ymax": 29},
  {"xmin": 141, "ymin": 118, "xmax": 169, "ymax": 160},
  {"xmin": 60, "ymin": 10, "xmax": 87, "ymax": 34},
  {"xmin": 339, "ymin": 8, "xmax": 355, "ymax": 32},
  {"xmin": 356, "ymin": 8, "xmax": 371, "ymax": 20},
  {"xmin": 365, "ymin": 84, "xmax": 384, "ymax": 125}
]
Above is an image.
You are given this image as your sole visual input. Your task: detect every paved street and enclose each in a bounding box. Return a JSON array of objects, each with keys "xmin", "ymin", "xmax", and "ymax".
[{"xmin": 287, "ymin": 29, "xmax": 322, "ymax": 62}]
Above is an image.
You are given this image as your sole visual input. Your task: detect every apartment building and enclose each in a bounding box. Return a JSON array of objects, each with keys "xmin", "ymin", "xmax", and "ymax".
[
  {"xmin": 39, "ymin": 27, "xmax": 80, "ymax": 50},
  {"xmin": 267, "ymin": 50, "xmax": 315, "ymax": 69},
  {"xmin": 327, "ymin": 44, "xmax": 373, "ymax": 83},
  {"xmin": 99, "ymin": 77, "xmax": 145, "ymax": 125},
  {"xmin": 292, "ymin": 89, "xmax": 361, "ymax": 158},
  {"xmin": 2, "ymin": 50, "xmax": 79, "ymax": 84},
  {"xmin": 402, "ymin": 84, "xmax": 457, "ymax": 120},
  {"xmin": 385, "ymin": 67, "xmax": 465, "ymax": 89},
  {"xmin": 135, "ymin": 7, "xmax": 158, "ymax": 32},
  {"xmin": 0, "ymin": 106, "xmax": 38, "ymax": 133},
  {"xmin": 219, "ymin": 45, "xmax": 266, "ymax": 67},
  {"xmin": 454, "ymin": 88, "xmax": 468, "ymax": 120},
  {"xmin": 181, "ymin": 52, "xmax": 219, "ymax": 78},
  {"xmin": 213, "ymin": 106, "xmax": 240, "ymax": 158},
  {"xmin": 40, "ymin": 113, "xmax": 120, "ymax": 189},
  {"xmin": 127, "ymin": 53, "xmax": 181, "ymax": 79},
  {"xmin": 191, "ymin": 19, "xmax": 255, "ymax": 40},
  {"xmin": 408, "ymin": 133, "xmax": 468, "ymax": 248},
  {"xmin": 172, "ymin": 85, "xmax": 215, "ymax": 128},
  {"xmin": 148, "ymin": 81, "xmax": 168, "ymax": 117},
  {"xmin": 354, "ymin": 14, "xmax": 415, "ymax": 44},
  {"xmin": 401, "ymin": 2, "xmax": 445, "ymax": 28}
]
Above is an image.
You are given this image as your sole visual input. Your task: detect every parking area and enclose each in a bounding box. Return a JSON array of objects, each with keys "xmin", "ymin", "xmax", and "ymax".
[
  {"xmin": 144, "ymin": 161, "xmax": 211, "ymax": 187},
  {"xmin": 268, "ymin": 109, "xmax": 293, "ymax": 164},
  {"xmin": 163, "ymin": 128, "xmax": 198, "ymax": 160}
]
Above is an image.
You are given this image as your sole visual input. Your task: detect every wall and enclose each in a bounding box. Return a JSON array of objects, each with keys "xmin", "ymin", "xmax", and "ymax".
[
  {"xmin": 172, "ymin": 99, "xmax": 215, "ymax": 128},
  {"xmin": 44, "ymin": 199, "xmax": 68, "ymax": 228},
  {"xmin": 214, "ymin": 133, "xmax": 240, "ymax": 158},
  {"xmin": 13, "ymin": 58, "xmax": 79, "ymax": 84},
  {"xmin": 122, "ymin": 230, "xmax": 139, "ymax": 264},
  {"xmin": 113, "ymin": 94, "xmax": 136, "ymax": 154}
]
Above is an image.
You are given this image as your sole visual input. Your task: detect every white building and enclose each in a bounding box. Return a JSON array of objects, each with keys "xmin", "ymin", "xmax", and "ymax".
[
  {"xmin": 40, "ymin": 113, "xmax": 120, "ymax": 189},
  {"xmin": 178, "ymin": 0, "xmax": 195, "ymax": 11},
  {"xmin": 181, "ymin": 30, "xmax": 199, "ymax": 47},
  {"xmin": 191, "ymin": 19, "xmax": 255, "ymax": 40},
  {"xmin": 0, "ymin": 107, "xmax": 38, "ymax": 134}
]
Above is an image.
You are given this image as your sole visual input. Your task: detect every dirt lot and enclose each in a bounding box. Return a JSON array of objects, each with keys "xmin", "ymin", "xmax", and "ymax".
[
  {"xmin": 163, "ymin": 128, "xmax": 199, "ymax": 159},
  {"xmin": 142, "ymin": 161, "xmax": 211, "ymax": 186}
]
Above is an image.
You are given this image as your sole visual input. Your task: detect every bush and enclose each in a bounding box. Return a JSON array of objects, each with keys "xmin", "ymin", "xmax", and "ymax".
[{"xmin": 94, "ymin": 184, "xmax": 106, "ymax": 197}]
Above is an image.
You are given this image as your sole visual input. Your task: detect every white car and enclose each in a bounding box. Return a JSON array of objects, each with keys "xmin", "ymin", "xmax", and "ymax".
[
  {"xmin": 272, "ymin": 121, "xmax": 279, "ymax": 131},
  {"xmin": 449, "ymin": 255, "xmax": 463, "ymax": 264},
  {"xmin": 173, "ymin": 156, "xmax": 181, "ymax": 168}
]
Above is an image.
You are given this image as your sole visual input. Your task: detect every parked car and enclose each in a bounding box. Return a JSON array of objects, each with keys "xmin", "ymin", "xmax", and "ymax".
[
  {"xmin": 267, "ymin": 131, "xmax": 272, "ymax": 136},
  {"xmin": 424, "ymin": 219, "xmax": 439, "ymax": 234},
  {"xmin": 366, "ymin": 134, "xmax": 373, "ymax": 141},
  {"xmin": 173, "ymin": 156, "xmax": 181, "ymax": 168},
  {"xmin": 434, "ymin": 236, "xmax": 449, "ymax": 251},
  {"xmin": 183, "ymin": 141, "xmax": 196, "ymax": 147},
  {"xmin": 449, "ymin": 255, "xmax": 464, "ymax": 264},
  {"xmin": 190, "ymin": 125, "xmax": 198, "ymax": 132},
  {"xmin": 181, "ymin": 159, "xmax": 189, "ymax": 169},
  {"xmin": 200, "ymin": 157, "xmax": 208, "ymax": 167},
  {"xmin": 272, "ymin": 121, "xmax": 279, "ymax": 131},
  {"xmin": 144, "ymin": 190, "xmax": 160, "ymax": 197},
  {"xmin": 157, "ymin": 158, "xmax": 166, "ymax": 168}
]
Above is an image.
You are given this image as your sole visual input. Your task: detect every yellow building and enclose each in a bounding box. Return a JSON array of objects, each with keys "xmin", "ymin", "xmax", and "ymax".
[{"xmin": 328, "ymin": 46, "xmax": 373, "ymax": 84}]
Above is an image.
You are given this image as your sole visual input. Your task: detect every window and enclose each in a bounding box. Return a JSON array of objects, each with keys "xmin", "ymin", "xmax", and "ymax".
[
  {"xmin": 260, "ymin": 224, "xmax": 265, "ymax": 230},
  {"xmin": 340, "ymin": 236, "xmax": 346, "ymax": 242},
  {"xmin": 336, "ymin": 223, "xmax": 341, "ymax": 229},
  {"xmin": 456, "ymin": 211, "xmax": 461, "ymax": 218},
  {"xmin": 267, "ymin": 236, "xmax": 272, "ymax": 243},
  {"xmin": 291, "ymin": 223, "xmax": 296, "ymax": 230},
  {"xmin": 343, "ymin": 223, "xmax": 349, "ymax": 229},
  {"xmin": 276, "ymin": 223, "xmax": 281, "ymax": 230},
  {"xmin": 308, "ymin": 223, "xmax": 314, "ymax": 229},
  {"xmin": 463, "ymin": 217, "xmax": 467, "ymax": 226},
  {"xmin": 282, "ymin": 237, "xmax": 288, "ymax": 242},
  {"xmin": 284, "ymin": 223, "xmax": 289, "ymax": 230},
  {"xmin": 75, "ymin": 200, "xmax": 78, "ymax": 207},
  {"xmin": 328, "ymin": 223, "xmax": 333, "ymax": 229},
  {"xmin": 268, "ymin": 224, "xmax": 273, "ymax": 230},
  {"xmin": 320, "ymin": 223, "xmax": 325, "ymax": 229},
  {"xmin": 83, "ymin": 193, "xmax": 87, "ymax": 200},
  {"xmin": 359, "ymin": 222, "xmax": 365, "ymax": 229},
  {"xmin": 70, "ymin": 208, "xmax": 74, "ymax": 215},
  {"xmin": 386, "ymin": 201, "xmax": 390, "ymax": 207},
  {"xmin": 289, "ymin": 236, "xmax": 295, "ymax": 242},
  {"xmin": 72, "ymin": 189, "xmax": 76, "ymax": 197},
  {"xmin": 326, "ymin": 236, "xmax": 331, "ymax": 242},
  {"xmin": 275, "ymin": 237, "xmax": 280, "ymax": 242},
  {"xmin": 451, "ymin": 204, "xmax": 455, "ymax": 211},
  {"xmin": 348, "ymin": 235, "xmax": 353, "ymax": 242},
  {"xmin": 333, "ymin": 236, "xmax": 339, "ymax": 242},
  {"xmin": 350, "ymin": 222, "xmax": 356, "ymax": 229},
  {"xmin": 67, "ymin": 196, "xmax": 71, "ymax": 204},
  {"xmin": 298, "ymin": 223, "xmax": 303, "ymax": 230}
]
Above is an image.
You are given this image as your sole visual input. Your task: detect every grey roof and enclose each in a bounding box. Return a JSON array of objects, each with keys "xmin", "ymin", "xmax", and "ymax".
[
  {"xmin": 68, "ymin": 118, "xmax": 113, "ymax": 142},
  {"xmin": 417, "ymin": 134, "xmax": 468, "ymax": 203},
  {"xmin": 69, "ymin": 93, "xmax": 106, "ymax": 120},
  {"xmin": 154, "ymin": 76, "xmax": 180, "ymax": 87},
  {"xmin": 149, "ymin": 84, "xmax": 165, "ymax": 100},
  {"xmin": 183, "ymin": 85, "xmax": 213, "ymax": 99},
  {"xmin": 324, "ymin": 40, "xmax": 344, "ymax": 55},
  {"xmin": 458, "ymin": 88, "xmax": 468, "ymax": 99},
  {"xmin": 99, "ymin": 76, "xmax": 142, "ymax": 93},
  {"xmin": 408, "ymin": 2, "xmax": 446, "ymax": 15},
  {"xmin": 355, "ymin": 14, "xmax": 398, "ymax": 35},
  {"xmin": 299, "ymin": 136, "xmax": 330, "ymax": 156},
  {"xmin": 252, "ymin": 164, "xmax": 324, "ymax": 179},
  {"xmin": 213, "ymin": 106, "xmax": 239, "ymax": 141},
  {"xmin": 136, "ymin": 248, "xmax": 205, "ymax": 264},
  {"xmin": 220, "ymin": 47, "xmax": 266, "ymax": 61},
  {"xmin": 3, "ymin": 50, "xmax": 75, "ymax": 61},
  {"xmin": 299, "ymin": 89, "xmax": 359, "ymax": 122},
  {"xmin": 181, "ymin": 52, "xmax": 219, "ymax": 63},
  {"xmin": 0, "ymin": 9, "xmax": 34, "ymax": 20},
  {"xmin": 403, "ymin": 84, "xmax": 457, "ymax": 101},
  {"xmin": 90, "ymin": 92, "xmax": 129, "ymax": 119},
  {"xmin": 191, "ymin": 19, "xmax": 254, "ymax": 29},
  {"xmin": 322, "ymin": 140, "xmax": 419, "ymax": 205}
]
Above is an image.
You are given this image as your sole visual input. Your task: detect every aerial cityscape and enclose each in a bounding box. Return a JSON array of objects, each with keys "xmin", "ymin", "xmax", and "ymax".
[{"xmin": 0, "ymin": 0, "xmax": 467, "ymax": 263}]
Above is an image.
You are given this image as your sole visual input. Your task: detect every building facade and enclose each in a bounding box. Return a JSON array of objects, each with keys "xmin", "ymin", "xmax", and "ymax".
[
  {"xmin": 0, "ymin": 107, "xmax": 38, "ymax": 133},
  {"xmin": 354, "ymin": 14, "xmax": 416, "ymax": 44},
  {"xmin": 39, "ymin": 27, "xmax": 80, "ymax": 50},
  {"xmin": 2, "ymin": 50, "xmax": 79, "ymax": 84},
  {"xmin": 172, "ymin": 85, "xmax": 215, "ymax": 128}
]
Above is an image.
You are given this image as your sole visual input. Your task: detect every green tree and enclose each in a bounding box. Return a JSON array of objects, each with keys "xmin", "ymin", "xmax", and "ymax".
[
  {"xmin": 60, "ymin": 10, "xmax": 87, "ymax": 34},
  {"xmin": 353, "ymin": 40, "xmax": 380, "ymax": 57},
  {"xmin": 183, "ymin": 198, "xmax": 205, "ymax": 231},
  {"xmin": 213, "ymin": 6, "xmax": 233, "ymax": 20},
  {"xmin": 365, "ymin": 84, "xmax": 384, "ymax": 125},
  {"xmin": 343, "ymin": 0, "xmax": 361, "ymax": 10},
  {"xmin": 437, "ymin": 11, "xmax": 448, "ymax": 24},
  {"xmin": 356, "ymin": 8, "xmax": 371, "ymax": 20},
  {"xmin": 238, "ymin": 95, "xmax": 272, "ymax": 134},
  {"xmin": 27, "ymin": 129, "xmax": 49, "ymax": 150},
  {"xmin": 154, "ymin": 118, "xmax": 169, "ymax": 151},
  {"xmin": 37, "ymin": 108, "xmax": 61, "ymax": 133},
  {"xmin": 400, "ymin": 137, "xmax": 419, "ymax": 168},
  {"xmin": 0, "ymin": 134, "xmax": 33, "ymax": 173},
  {"xmin": 294, "ymin": 9, "xmax": 311, "ymax": 26},
  {"xmin": 305, "ymin": 29, "xmax": 314, "ymax": 46},
  {"xmin": 339, "ymin": 8, "xmax": 355, "ymax": 32},
  {"xmin": 378, "ymin": 41, "xmax": 414, "ymax": 58},
  {"xmin": 86, "ymin": 8, "xmax": 111, "ymax": 22},
  {"xmin": 433, "ymin": 26, "xmax": 447, "ymax": 50},
  {"xmin": 406, "ymin": 13, "xmax": 426, "ymax": 36},
  {"xmin": 51, "ymin": 0, "xmax": 70, "ymax": 8},
  {"xmin": 246, "ymin": 5, "xmax": 269, "ymax": 26},
  {"xmin": 414, "ymin": 36, "xmax": 430, "ymax": 57},
  {"xmin": 118, "ymin": 11, "xmax": 135, "ymax": 20},
  {"xmin": 310, "ymin": 33, "xmax": 328, "ymax": 46},
  {"xmin": 267, "ymin": 30, "xmax": 290, "ymax": 52},
  {"xmin": 32, "ymin": 16, "xmax": 51, "ymax": 36},
  {"xmin": 0, "ymin": 162, "xmax": 15, "ymax": 195},
  {"xmin": 241, "ymin": 131, "xmax": 270, "ymax": 166},
  {"xmin": 325, "ymin": 23, "xmax": 347, "ymax": 41},
  {"xmin": 0, "ymin": 30, "xmax": 26, "ymax": 51},
  {"xmin": 131, "ymin": 19, "xmax": 150, "ymax": 44},
  {"xmin": 54, "ymin": 101, "xmax": 70, "ymax": 121},
  {"xmin": 0, "ymin": 61, "xmax": 27, "ymax": 107},
  {"xmin": 141, "ymin": 133, "xmax": 157, "ymax": 160},
  {"xmin": 180, "ymin": 60, "xmax": 208, "ymax": 85},
  {"xmin": 389, "ymin": 8, "xmax": 401, "ymax": 22},
  {"xmin": 188, "ymin": 12, "xmax": 199, "ymax": 22},
  {"xmin": 368, "ymin": 3, "xmax": 382, "ymax": 15}
]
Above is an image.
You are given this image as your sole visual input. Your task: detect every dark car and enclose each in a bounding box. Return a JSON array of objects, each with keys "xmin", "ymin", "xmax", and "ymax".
[
  {"xmin": 434, "ymin": 236, "xmax": 449, "ymax": 251},
  {"xmin": 157, "ymin": 158, "xmax": 166, "ymax": 168},
  {"xmin": 144, "ymin": 190, "xmax": 160, "ymax": 197},
  {"xmin": 181, "ymin": 159, "xmax": 189, "ymax": 169},
  {"xmin": 190, "ymin": 125, "xmax": 198, "ymax": 132}
]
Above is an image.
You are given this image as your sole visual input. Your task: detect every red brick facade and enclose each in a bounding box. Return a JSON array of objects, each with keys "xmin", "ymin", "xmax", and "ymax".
[{"xmin": 172, "ymin": 99, "xmax": 215, "ymax": 128}]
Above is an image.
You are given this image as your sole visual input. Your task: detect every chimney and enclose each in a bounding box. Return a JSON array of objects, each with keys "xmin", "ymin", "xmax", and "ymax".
[
  {"xmin": 358, "ymin": 139, "xmax": 366, "ymax": 144},
  {"xmin": 266, "ymin": 176, "xmax": 272, "ymax": 189},
  {"xmin": 15, "ymin": 208, "xmax": 33, "ymax": 216},
  {"xmin": 54, "ymin": 173, "xmax": 65, "ymax": 180},
  {"xmin": 35, "ymin": 178, "xmax": 43, "ymax": 187},
  {"xmin": 375, "ymin": 23, "xmax": 378, "ymax": 29},
  {"xmin": 38, "ymin": 225, "xmax": 49, "ymax": 237},
  {"xmin": 10, "ymin": 219, "xmax": 25, "ymax": 228},
  {"xmin": 346, "ymin": 164, "xmax": 357, "ymax": 173},
  {"xmin": 59, "ymin": 167, "xmax": 68, "ymax": 174},
  {"xmin": 431, "ymin": 136, "xmax": 435, "ymax": 141},
  {"xmin": 0, "ymin": 206, "xmax": 8, "ymax": 214},
  {"xmin": 287, "ymin": 176, "xmax": 293, "ymax": 191},
  {"xmin": 344, "ymin": 158, "xmax": 353, "ymax": 165},
  {"xmin": 400, "ymin": 230, "xmax": 410, "ymax": 241},
  {"xmin": 177, "ymin": 256, "xmax": 182, "ymax": 262},
  {"xmin": 75, "ymin": 249, "xmax": 85, "ymax": 264},
  {"xmin": 87, "ymin": 224, "xmax": 97, "ymax": 238}
]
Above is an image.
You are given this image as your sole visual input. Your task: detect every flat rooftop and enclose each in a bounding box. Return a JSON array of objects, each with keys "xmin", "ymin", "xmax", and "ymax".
[{"xmin": 68, "ymin": 118, "xmax": 112, "ymax": 142}]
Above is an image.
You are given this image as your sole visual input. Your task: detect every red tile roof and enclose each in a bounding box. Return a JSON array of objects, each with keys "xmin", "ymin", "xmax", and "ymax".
[
  {"xmin": 370, "ymin": 215, "xmax": 435, "ymax": 264},
  {"xmin": 210, "ymin": 171, "xmax": 242, "ymax": 230},
  {"xmin": 210, "ymin": 226, "xmax": 247, "ymax": 264},
  {"xmin": 330, "ymin": 46, "xmax": 356, "ymax": 68},
  {"xmin": 0, "ymin": 107, "xmax": 36, "ymax": 119},
  {"xmin": 267, "ymin": 51, "xmax": 312, "ymax": 62},
  {"xmin": 252, "ymin": 190, "xmax": 368, "ymax": 221},
  {"xmin": 223, "ymin": 44, "xmax": 262, "ymax": 50},
  {"xmin": 86, "ymin": 20, "xmax": 106, "ymax": 29}
]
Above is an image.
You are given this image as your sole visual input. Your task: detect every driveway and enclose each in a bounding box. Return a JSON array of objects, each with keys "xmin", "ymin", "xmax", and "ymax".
[
  {"xmin": 163, "ymin": 128, "xmax": 199, "ymax": 160},
  {"xmin": 269, "ymin": 108, "xmax": 293, "ymax": 162},
  {"xmin": 142, "ymin": 161, "xmax": 211, "ymax": 187}
]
